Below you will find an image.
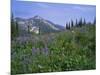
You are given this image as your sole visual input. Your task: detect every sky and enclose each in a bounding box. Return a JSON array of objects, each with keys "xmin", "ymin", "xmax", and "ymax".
[{"xmin": 11, "ymin": 0, "xmax": 96, "ymax": 26}]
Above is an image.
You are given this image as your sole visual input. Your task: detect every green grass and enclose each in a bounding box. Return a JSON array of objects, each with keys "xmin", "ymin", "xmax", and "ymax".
[{"xmin": 11, "ymin": 25, "xmax": 96, "ymax": 74}]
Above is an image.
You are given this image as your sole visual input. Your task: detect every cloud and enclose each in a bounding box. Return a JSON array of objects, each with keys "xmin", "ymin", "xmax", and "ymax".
[
  {"xmin": 72, "ymin": 5, "xmax": 95, "ymax": 12},
  {"xmin": 36, "ymin": 3, "xmax": 51, "ymax": 8}
]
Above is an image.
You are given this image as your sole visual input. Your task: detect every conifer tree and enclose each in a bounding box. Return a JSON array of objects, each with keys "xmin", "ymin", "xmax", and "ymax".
[
  {"xmin": 68, "ymin": 22, "xmax": 71, "ymax": 29},
  {"xmin": 15, "ymin": 21, "xmax": 19, "ymax": 36},
  {"xmin": 83, "ymin": 18, "xmax": 86, "ymax": 25},
  {"xmin": 27, "ymin": 25, "xmax": 30, "ymax": 33},
  {"xmin": 11, "ymin": 13, "xmax": 16, "ymax": 38},
  {"xmin": 76, "ymin": 19, "xmax": 79, "ymax": 27},
  {"xmin": 93, "ymin": 17, "xmax": 96, "ymax": 25},
  {"xmin": 71, "ymin": 19, "xmax": 74, "ymax": 27},
  {"xmin": 66, "ymin": 22, "xmax": 69, "ymax": 29},
  {"xmin": 78, "ymin": 18, "xmax": 83, "ymax": 27}
]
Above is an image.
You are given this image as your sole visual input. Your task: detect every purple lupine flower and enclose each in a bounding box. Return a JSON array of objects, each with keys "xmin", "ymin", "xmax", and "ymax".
[
  {"xmin": 22, "ymin": 54, "xmax": 32, "ymax": 65},
  {"xmin": 42, "ymin": 46, "xmax": 49, "ymax": 55},
  {"xmin": 80, "ymin": 28, "xmax": 86, "ymax": 33},
  {"xmin": 32, "ymin": 47, "xmax": 37, "ymax": 55},
  {"xmin": 36, "ymin": 48, "xmax": 40, "ymax": 54}
]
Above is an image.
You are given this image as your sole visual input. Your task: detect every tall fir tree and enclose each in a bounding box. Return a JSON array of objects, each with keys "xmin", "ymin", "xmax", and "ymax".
[
  {"xmin": 66, "ymin": 22, "xmax": 69, "ymax": 29},
  {"xmin": 93, "ymin": 17, "xmax": 96, "ymax": 25},
  {"xmin": 11, "ymin": 13, "xmax": 19, "ymax": 39},
  {"xmin": 11, "ymin": 13, "xmax": 16, "ymax": 38},
  {"xmin": 27, "ymin": 25, "xmax": 30, "ymax": 33},
  {"xmin": 15, "ymin": 21, "xmax": 19, "ymax": 36},
  {"xmin": 71, "ymin": 19, "xmax": 74, "ymax": 27},
  {"xmin": 68, "ymin": 22, "xmax": 71, "ymax": 29},
  {"xmin": 83, "ymin": 18, "xmax": 86, "ymax": 25},
  {"xmin": 78, "ymin": 18, "xmax": 83, "ymax": 27},
  {"xmin": 75, "ymin": 19, "xmax": 78, "ymax": 27}
]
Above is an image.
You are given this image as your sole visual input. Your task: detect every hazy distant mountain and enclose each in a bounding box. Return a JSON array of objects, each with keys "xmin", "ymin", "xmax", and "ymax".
[
  {"xmin": 45, "ymin": 20, "xmax": 65, "ymax": 30},
  {"xmin": 15, "ymin": 15, "xmax": 65, "ymax": 34}
]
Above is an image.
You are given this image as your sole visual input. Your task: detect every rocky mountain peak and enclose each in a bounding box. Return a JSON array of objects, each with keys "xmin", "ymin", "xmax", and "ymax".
[{"xmin": 33, "ymin": 15, "xmax": 43, "ymax": 20}]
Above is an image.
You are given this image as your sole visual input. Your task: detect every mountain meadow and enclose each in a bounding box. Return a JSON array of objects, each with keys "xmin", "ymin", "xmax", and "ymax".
[{"xmin": 11, "ymin": 14, "xmax": 96, "ymax": 74}]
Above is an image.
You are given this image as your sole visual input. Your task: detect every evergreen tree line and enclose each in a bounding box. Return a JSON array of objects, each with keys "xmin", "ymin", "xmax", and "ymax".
[
  {"xmin": 11, "ymin": 14, "xmax": 19, "ymax": 39},
  {"xmin": 66, "ymin": 17, "xmax": 96, "ymax": 30}
]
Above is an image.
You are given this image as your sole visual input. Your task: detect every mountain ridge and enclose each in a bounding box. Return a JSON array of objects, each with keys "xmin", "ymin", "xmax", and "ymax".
[{"xmin": 15, "ymin": 15, "xmax": 65, "ymax": 34}]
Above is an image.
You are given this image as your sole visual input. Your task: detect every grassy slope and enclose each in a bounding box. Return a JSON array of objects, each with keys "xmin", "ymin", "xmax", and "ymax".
[{"xmin": 11, "ymin": 25, "xmax": 96, "ymax": 74}]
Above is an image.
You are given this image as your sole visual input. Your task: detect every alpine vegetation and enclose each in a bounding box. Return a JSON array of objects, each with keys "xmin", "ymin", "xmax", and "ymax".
[{"xmin": 11, "ymin": 1, "xmax": 96, "ymax": 74}]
